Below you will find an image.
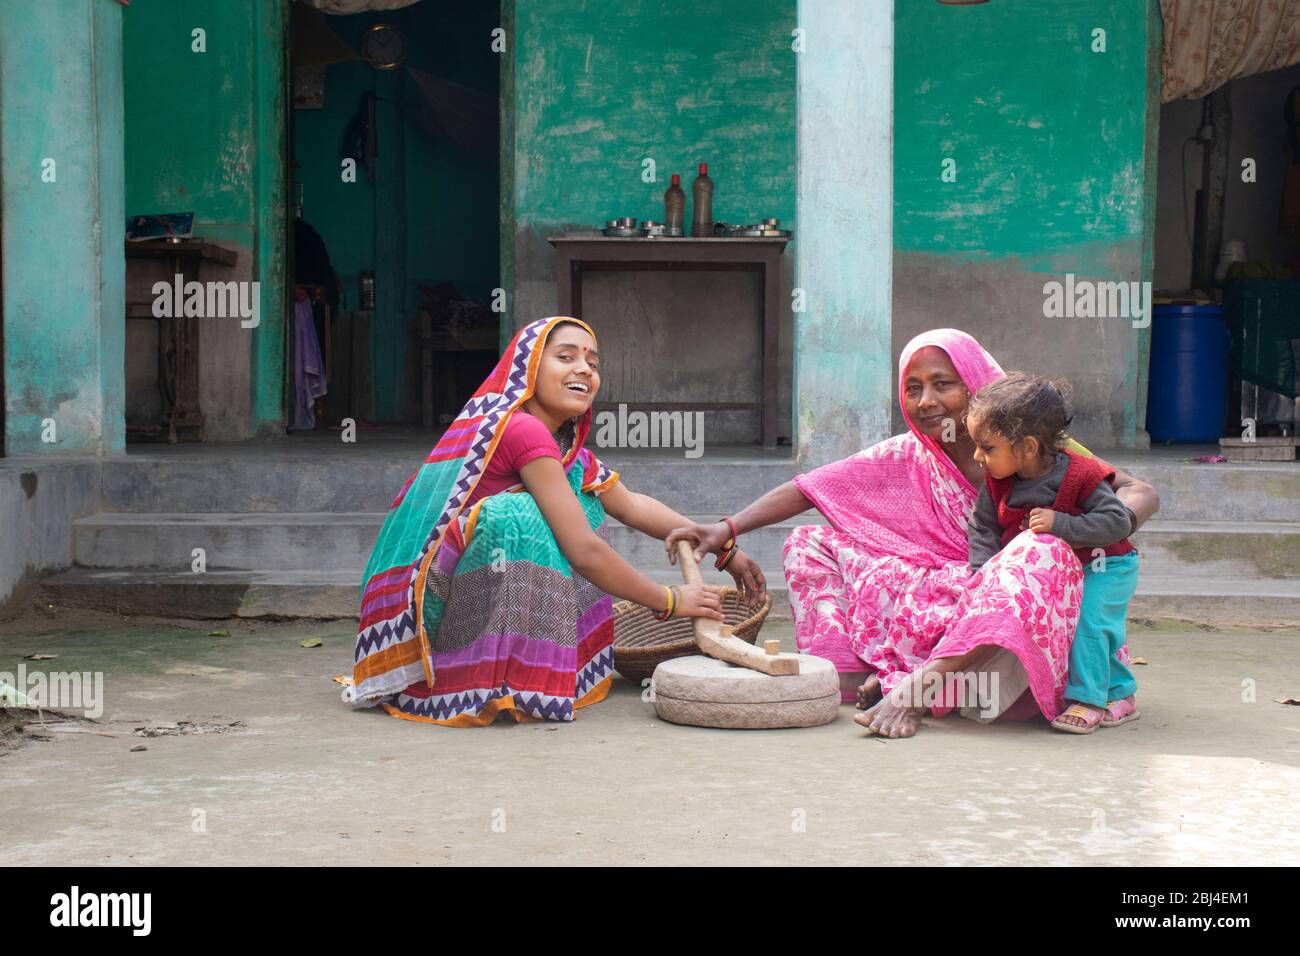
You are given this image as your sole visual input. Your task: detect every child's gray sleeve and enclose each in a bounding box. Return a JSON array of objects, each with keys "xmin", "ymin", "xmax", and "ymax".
[
  {"xmin": 967, "ymin": 485, "xmax": 1003, "ymax": 572},
  {"xmin": 1051, "ymin": 480, "xmax": 1132, "ymax": 548}
]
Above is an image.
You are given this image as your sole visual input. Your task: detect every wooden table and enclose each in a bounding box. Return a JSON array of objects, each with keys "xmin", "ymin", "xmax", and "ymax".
[
  {"xmin": 125, "ymin": 239, "xmax": 237, "ymax": 442},
  {"xmin": 548, "ymin": 235, "xmax": 789, "ymax": 449}
]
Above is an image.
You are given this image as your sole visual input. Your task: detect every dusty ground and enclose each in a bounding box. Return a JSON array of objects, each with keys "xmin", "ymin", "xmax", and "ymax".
[{"xmin": 2, "ymin": 602, "xmax": 1299, "ymax": 866}]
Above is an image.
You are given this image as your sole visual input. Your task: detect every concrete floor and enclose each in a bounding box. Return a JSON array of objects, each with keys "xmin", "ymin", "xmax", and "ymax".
[{"xmin": 2, "ymin": 603, "xmax": 1299, "ymax": 866}]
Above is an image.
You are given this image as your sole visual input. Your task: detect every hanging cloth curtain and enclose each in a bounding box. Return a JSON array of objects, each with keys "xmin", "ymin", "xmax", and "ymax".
[
  {"xmin": 292, "ymin": 3, "xmax": 359, "ymax": 69},
  {"xmin": 299, "ymin": 0, "xmax": 423, "ymax": 14},
  {"xmin": 1160, "ymin": 0, "xmax": 1300, "ymax": 102}
]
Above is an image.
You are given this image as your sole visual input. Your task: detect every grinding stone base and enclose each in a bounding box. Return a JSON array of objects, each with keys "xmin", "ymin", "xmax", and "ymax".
[{"xmin": 653, "ymin": 692, "xmax": 840, "ymax": 729}]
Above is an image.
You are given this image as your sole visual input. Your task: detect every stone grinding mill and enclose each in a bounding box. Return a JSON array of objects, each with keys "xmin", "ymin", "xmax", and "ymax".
[{"xmin": 649, "ymin": 542, "xmax": 840, "ymax": 729}]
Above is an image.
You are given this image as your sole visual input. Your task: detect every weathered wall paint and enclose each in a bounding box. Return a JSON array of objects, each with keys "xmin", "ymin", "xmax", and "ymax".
[
  {"xmin": 1134, "ymin": 0, "xmax": 1161, "ymax": 446},
  {"xmin": 250, "ymin": 0, "xmax": 288, "ymax": 437},
  {"xmin": 892, "ymin": 0, "xmax": 1159, "ymax": 447},
  {"xmin": 499, "ymin": 0, "xmax": 517, "ymax": 353},
  {"xmin": 123, "ymin": 0, "xmax": 285, "ymax": 440},
  {"xmin": 1, "ymin": 0, "xmax": 126, "ymax": 456},
  {"xmin": 510, "ymin": 0, "xmax": 797, "ymax": 445},
  {"xmin": 795, "ymin": 0, "xmax": 893, "ymax": 467},
  {"xmin": 0, "ymin": 461, "xmax": 101, "ymax": 615}
]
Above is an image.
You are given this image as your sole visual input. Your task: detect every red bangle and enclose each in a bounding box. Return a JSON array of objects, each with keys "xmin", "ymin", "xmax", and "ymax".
[
  {"xmin": 721, "ymin": 516, "xmax": 739, "ymax": 550},
  {"xmin": 714, "ymin": 546, "xmax": 737, "ymax": 572}
]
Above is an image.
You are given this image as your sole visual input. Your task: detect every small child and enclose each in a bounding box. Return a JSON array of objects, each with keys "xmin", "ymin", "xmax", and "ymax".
[{"xmin": 964, "ymin": 372, "xmax": 1141, "ymax": 735}]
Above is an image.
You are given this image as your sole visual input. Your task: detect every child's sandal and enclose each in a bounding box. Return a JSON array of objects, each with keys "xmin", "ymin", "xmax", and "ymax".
[
  {"xmin": 1050, "ymin": 702, "xmax": 1105, "ymax": 735},
  {"xmin": 1100, "ymin": 695, "xmax": 1140, "ymax": 727}
]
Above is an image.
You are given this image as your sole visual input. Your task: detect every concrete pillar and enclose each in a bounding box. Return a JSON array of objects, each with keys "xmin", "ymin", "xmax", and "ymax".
[
  {"xmin": 248, "ymin": 0, "xmax": 289, "ymax": 438},
  {"xmin": 1, "ymin": 0, "xmax": 125, "ymax": 457},
  {"xmin": 794, "ymin": 0, "xmax": 893, "ymax": 467}
]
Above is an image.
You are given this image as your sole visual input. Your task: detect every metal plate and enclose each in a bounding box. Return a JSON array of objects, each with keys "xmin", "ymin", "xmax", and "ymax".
[
  {"xmin": 723, "ymin": 226, "xmax": 792, "ymax": 238},
  {"xmin": 602, "ymin": 227, "xmax": 641, "ymax": 237}
]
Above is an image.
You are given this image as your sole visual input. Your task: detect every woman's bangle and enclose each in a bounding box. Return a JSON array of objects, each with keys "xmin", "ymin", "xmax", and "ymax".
[
  {"xmin": 714, "ymin": 544, "xmax": 737, "ymax": 572},
  {"xmin": 720, "ymin": 516, "xmax": 739, "ymax": 550},
  {"xmin": 652, "ymin": 585, "xmax": 675, "ymax": 621}
]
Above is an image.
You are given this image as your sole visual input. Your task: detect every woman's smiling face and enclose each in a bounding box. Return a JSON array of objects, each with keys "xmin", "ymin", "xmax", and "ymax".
[
  {"xmin": 903, "ymin": 346, "xmax": 970, "ymax": 442},
  {"xmin": 533, "ymin": 323, "xmax": 601, "ymax": 422}
]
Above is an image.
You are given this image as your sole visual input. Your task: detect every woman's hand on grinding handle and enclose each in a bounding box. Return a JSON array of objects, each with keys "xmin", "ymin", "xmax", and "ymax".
[
  {"xmin": 673, "ymin": 583, "xmax": 724, "ymax": 621},
  {"xmin": 665, "ymin": 521, "xmax": 733, "ymax": 564}
]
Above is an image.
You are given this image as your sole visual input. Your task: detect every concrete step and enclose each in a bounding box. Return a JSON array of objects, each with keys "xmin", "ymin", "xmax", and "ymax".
[
  {"xmin": 1130, "ymin": 520, "xmax": 1300, "ymax": 580},
  {"xmin": 1100, "ymin": 454, "xmax": 1299, "ymax": 523},
  {"xmin": 101, "ymin": 455, "xmax": 420, "ymax": 515},
  {"xmin": 73, "ymin": 512, "xmax": 380, "ymax": 573},
  {"xmin": 99, "ymin": 449, "xmax": 799, "ymax": 515},
  {"xmin": 101, "ymin": 446, "xmax": 1299, "ymax": 523},
  {"xmin": 71, "ymin": 510, "xmax": 1300, "ymax": 581},
  {"xmin": 34, "ymin": 566, "xmax": 1298, "ymax": 629},
  {"xmin": 36, "ymin": 568, "xmax": 360, "ymax": 620}
]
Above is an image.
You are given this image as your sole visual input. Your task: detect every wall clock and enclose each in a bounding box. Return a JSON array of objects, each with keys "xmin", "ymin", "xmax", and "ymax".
[{"xmin": 361, "ymin": 23, "xmax": 406, "ymax": 70}]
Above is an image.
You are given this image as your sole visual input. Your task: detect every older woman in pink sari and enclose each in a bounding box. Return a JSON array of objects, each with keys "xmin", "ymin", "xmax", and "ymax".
[{"xmin": 667, "ymin": 329, "xmax": 1159, "ymax": 737}]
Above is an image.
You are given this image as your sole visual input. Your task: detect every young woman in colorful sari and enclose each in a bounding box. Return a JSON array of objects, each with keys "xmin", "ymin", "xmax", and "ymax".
[
  {"xmin": 666, "ymin": 328, "xmax": 1159, "ymax": 738},
  {"xmin": 352, "ymin": 317, "xmax": 766, "ymax": 727}
]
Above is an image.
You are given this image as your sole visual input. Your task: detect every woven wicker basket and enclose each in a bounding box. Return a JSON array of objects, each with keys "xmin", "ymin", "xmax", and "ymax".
[{"xmin": 611, "ymin": 587, "xmax": 771, "ymax": 683}]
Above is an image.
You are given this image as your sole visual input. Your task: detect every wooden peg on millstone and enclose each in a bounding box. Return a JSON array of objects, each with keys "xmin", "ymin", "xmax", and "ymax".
[{"xmin": 675, "ymin": 540, "xmax": 799, "ymax": 676}]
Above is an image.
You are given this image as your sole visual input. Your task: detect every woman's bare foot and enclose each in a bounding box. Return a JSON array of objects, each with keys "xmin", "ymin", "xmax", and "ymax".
[
  {"xmin": 855, "ymin": 674, "xmax": 882, "ymax": 710},
  {"xmin": 853, "ymin": 692, "xmax": 923, "ymax": 738}
]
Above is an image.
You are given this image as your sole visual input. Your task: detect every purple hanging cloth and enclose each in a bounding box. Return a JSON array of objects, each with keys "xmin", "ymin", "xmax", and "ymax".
[{"xmin": 291, "ymin": 295, "xmax": 328, "ymax": 430}]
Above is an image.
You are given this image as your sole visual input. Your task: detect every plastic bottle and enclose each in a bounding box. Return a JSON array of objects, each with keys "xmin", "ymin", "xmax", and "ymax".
[
  {"xmin": 691, "ymin": 162, "xmax": 713, "ymax": 237},
  {"xmin": 664, "ymin": 174, "xmax": 685, "ymax": 235}
]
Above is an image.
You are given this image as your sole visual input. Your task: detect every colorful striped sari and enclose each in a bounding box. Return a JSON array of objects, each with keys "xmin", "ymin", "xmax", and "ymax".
[{"xmin": 353, "ymin": 317, "xmax": 619, "ymax": 726}]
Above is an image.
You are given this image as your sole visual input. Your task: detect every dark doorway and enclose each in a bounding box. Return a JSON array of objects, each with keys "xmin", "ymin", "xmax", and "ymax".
[{"xmin": 285, "ymin": 0, "xmax": 501, "ymax": 436}]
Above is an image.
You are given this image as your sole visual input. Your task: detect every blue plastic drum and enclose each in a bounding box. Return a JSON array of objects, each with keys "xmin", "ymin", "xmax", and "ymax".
[{"xmin": 1146, "ymin": 305, "xmax": 1229, "ymax": 443}]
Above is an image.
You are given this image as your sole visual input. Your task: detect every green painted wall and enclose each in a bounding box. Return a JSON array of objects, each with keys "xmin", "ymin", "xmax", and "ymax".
[
  {"xmin": 509, "ymin": 0, "xmax": 798, "ymax": 332},
  {"xmin": 1, "ymin": 0, "xmax": 125, "ymax": 457},
  {"xmin": 895, "ymin": 0, "xmax": 1151, "ymax": 270},
  {"xmin": 513, "ymin": 0, "xmax": 796, "ymax": 243},
  {"xmin": 123, "ymin": 0, "xmax": 286, "ymax": 438},
  {"xmin": 891, "ymin": 0, "xmax": 1160, "ymax": 447},
  {"xmin": 508, "ymin": 0, "xmax": 799, "ymax": 445},
  {"xmin": 292, "ymin": 2, "xmax": 499, "ymax": 422}
]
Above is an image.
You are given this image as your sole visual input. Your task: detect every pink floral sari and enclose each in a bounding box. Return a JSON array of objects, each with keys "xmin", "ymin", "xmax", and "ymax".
[{"xmin": 783, "ymin": 329, "xmax": 1084, "ymax": 720}]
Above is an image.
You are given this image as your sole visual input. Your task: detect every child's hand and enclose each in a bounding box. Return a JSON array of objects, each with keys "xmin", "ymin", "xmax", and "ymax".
[
  {"xmin": 725, "ymin": 550, "xmax": 767, "ymax": 608},
  {"xmin": 673, "ymin": 583, "xmax": 724, "ymax": 621},
  {"xmin": 666, "ymin": 521, "xmax": 733, "ymax": 564},
  {"xmin": 1027, "ymin": 508, "xmax": 1056, "ymax": 534}
]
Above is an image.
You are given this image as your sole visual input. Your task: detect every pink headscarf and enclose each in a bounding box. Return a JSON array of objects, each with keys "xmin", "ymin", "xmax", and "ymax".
[
  {"xmin": 896, "ymin": 328, "xmax": 1005, "ymax": 490},
  {"xmin": 792, "ymin": 329, "xmax": 1005, "ymax": 566}
]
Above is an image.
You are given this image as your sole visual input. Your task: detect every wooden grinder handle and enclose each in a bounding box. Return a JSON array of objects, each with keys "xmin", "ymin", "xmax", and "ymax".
[{"xmin": 674, "ymin": 540, "xmax": 798, "ymax": 676}]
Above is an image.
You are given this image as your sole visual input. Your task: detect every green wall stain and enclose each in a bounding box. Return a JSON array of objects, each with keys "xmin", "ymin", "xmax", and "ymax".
[
  {"xmin": 1, "ymin": 0, "xmax": 125, "ymax": 455},
  {"xmin": 1163, "ymin": 532, "xmax": 1300, "ymax": 580},
  {"xmin": 123, "ymin": 0, "xmax": 286, "ymax": 436},
  {"xmin": 513, "ymin": 0, "xmax": 797, "ymax": 236},
  {"xmin": 894, "ymin": 0, "xmax": 1153, "ymax": 267}
]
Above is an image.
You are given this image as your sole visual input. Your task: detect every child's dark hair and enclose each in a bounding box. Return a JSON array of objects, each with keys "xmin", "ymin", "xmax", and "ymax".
[{"xmin": 967, "ymin": 371, "xmax": 1073, "ymax": 461}]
